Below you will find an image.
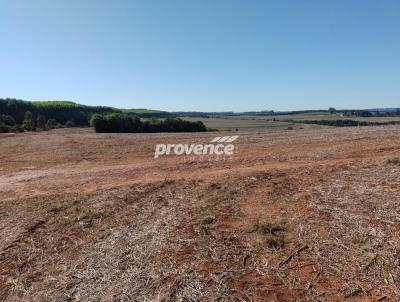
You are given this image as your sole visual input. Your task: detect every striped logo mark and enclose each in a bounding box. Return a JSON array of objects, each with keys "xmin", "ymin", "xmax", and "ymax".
[{"xmin": 210, "ymin": 135, "xmax": 239, "ymax": 143}]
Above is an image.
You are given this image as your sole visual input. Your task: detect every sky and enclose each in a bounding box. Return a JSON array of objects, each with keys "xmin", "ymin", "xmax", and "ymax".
[{"xmin": 1, "ymin": 0, "xmax": 399, "ymax": 112}]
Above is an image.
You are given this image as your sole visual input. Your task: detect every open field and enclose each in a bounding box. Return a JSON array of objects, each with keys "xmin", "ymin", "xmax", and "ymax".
[
  {"xmin": 271, "ymin": 113, "xmax": 400, "ymax": 123},
  {"xmin": 182, "ymin": 116, "xmax": 312, "ymax": 131},
  {"xmin": 1, "ymin": 126, "xmax": 400, "ymax": 301},
  {"xmin": 183, "ymin": 114, "xmax": 400, "ymax": 131}
]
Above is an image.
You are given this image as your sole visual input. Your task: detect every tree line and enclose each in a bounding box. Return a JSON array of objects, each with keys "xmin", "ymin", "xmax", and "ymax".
[
  {"xmin": 91, "ymin": 113, "xmax": 207, "ymax": 133},
  {"xmin": 0, "ymin": 98, "xmax": 175, "ymax": 133},
  {"xmin": 0, "ymin": 110, "xmax": 71, "ymax": 133}
]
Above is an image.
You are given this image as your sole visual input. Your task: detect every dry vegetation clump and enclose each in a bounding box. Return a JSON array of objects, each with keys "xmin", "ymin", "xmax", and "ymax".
[
  {"xmin": 200, "ymin": 215, "xmax": 215, "ymax": 226},
  {"xmin": 253, "ymin": 220, "xmax": 286, "ymax": 249},
  {"xmin": 254, "ymin": 220, "xmax": 285, "ymax": 235},
  {"xmin": 264, "ymin": 235, "xmax": 286, "ymax": 249},
  {"xmin": 387, "ymin": 157, "xmax": 400, "ymax": 165}
]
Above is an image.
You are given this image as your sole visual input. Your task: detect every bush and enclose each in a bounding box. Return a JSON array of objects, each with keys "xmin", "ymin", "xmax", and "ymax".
[
  {"xmin": 0, "ymin": 114, "xmax": 16, "ymax": 126},
  {"xmin": 36, "ymin": 114, "xmax": 46, "ymax": 129},
  {"xmin": 14, "ymin": 125, "xmax": 24, "ymax": 132},
  {"xmin": 65, "ymin": 120, "xmax": 75, "ymax": 128},
  {"xmin": 0, "ymin": 123, "xmax": 11, "ymax": 133},
  {"xmin": 90, "ymin": 114, "xmax": 108, "ymax": 133},
  {"xmin": 0, "ymin": 115, "xmax": 25, "ymax": 133},
  {"xmin": 46, "ymin": 118, "xmax": 58, "ymax": 129}
]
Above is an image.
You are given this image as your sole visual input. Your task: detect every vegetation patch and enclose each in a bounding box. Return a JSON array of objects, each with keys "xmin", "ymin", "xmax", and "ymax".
[
  {"xmin": 265, "ymin": 235, "xmax": 285, "ymax": 249},
  {"xmin": 254, "ymin": 220, "xmax": 285, "ymax": 235},
  {"xmin": 201, "ymin": 216, "xmax": 215, "ymax": 225},
  {"xmin": 387, "ymin": 157, "xmax": 400, "ymax": 165},
  {"xmin": 252, "ymin": 220, "xmax": 286, "ymax": 249},
  {"xmin": 90, "ymin": 113, "xmax": 207, "ymax": 133}
]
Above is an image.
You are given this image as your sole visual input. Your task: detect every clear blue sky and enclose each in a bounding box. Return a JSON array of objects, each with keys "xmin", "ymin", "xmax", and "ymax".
[{"xmin": 1, "ymin": 0, "xmax": 399, "ymax": 111}]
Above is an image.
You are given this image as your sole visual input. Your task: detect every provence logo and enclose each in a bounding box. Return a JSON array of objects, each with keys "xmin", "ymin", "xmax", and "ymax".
[{"xmin": 154, "ymin": 135, "xmax": 239, "ymax": 158}]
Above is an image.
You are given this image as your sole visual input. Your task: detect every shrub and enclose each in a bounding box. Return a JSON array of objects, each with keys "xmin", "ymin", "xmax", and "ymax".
[
  {"xmin": 0, "ymin": 123, "xmax": 11, "ymax": 133},
  {"xmin": 46, "ymin": 118, "xmax": 58, "ymax": 129},
  {"xmin": 0, "ymin": 114, "xmax": 16, "ymax": 126},
  {"xmin": 90, "ymin": 114, "xmax": 108, "ymax": 133},
  {"xmin": 23, "ymin": 111, "xmax": 36, "ymax": 131},
  {"xmin": 36, "ymin": 114, "xmax": 46, "ymax": 129},
  {"xmin": 14, "ymin": 125, "xmax": 24, "ymax": 132},
  {"xmin": 65, "ymin": 120, "xmax": 75, "ymax": 128}
]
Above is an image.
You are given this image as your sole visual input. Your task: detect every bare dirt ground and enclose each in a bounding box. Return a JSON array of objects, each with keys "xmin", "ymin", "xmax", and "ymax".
[
  {"xmin": 183, "ymin": 114, "xmax": 400, "ymax": 131},
  {"xmin": 1, "ymin": 126, "xmax": 400, "ymax": 301}
]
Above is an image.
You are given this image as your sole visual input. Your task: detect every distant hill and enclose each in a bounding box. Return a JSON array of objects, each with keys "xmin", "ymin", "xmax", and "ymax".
[
  {"xmin": 0, "ymin": 98, "xmax": 174, "ymax": 127},
  {"xmin": 120, "ymin": 108, "xmax": 174, "ymax": 117}
]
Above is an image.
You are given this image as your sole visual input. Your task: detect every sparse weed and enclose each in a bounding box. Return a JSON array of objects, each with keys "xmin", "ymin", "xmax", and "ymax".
[
  {"xmin": 265, "ymin": 235, "xmax": 285, "ymax": 249},
  {"xmin": 201, "ymin": 216, "xmax": 215, "ymax": 225},
  {"xmin": 387, "ymin": 157, "xmax": 400, "ymax": 165},
  {"xmin": 255, "ymin": 220, "xmax": 285, "ymax": 235},
  {"xmin": 58, "ymin": 216, "xmax": 72, "ymax": 226},
  {"xmin": 253, "ymin": 220, "xmax": 286, "ymax": 249},
  {"xmin": 80, "ymin": 211, "xmax": 103, "ymax": 221}
]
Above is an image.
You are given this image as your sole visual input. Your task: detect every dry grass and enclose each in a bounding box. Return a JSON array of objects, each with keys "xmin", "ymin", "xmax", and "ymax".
[{"xmin": 1, "ymin": 126, "xmax": 400, "ymax": 301}]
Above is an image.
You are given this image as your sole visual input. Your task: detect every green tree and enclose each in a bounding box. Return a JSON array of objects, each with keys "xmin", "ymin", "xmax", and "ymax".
[
  {"xmin": 91, "ymin": 114, "xmax": 207, "ymax": 133},
  {"xmin": 90, "ymin": 114, "xmax": 108, "ymax": 132},
  {"xmin": 36, "ymin": 114, "xmax": 46, "ymax": 129},
  {"xmin": 23, "ymin": 111, "xmax": 36, "ymax": 131}
]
